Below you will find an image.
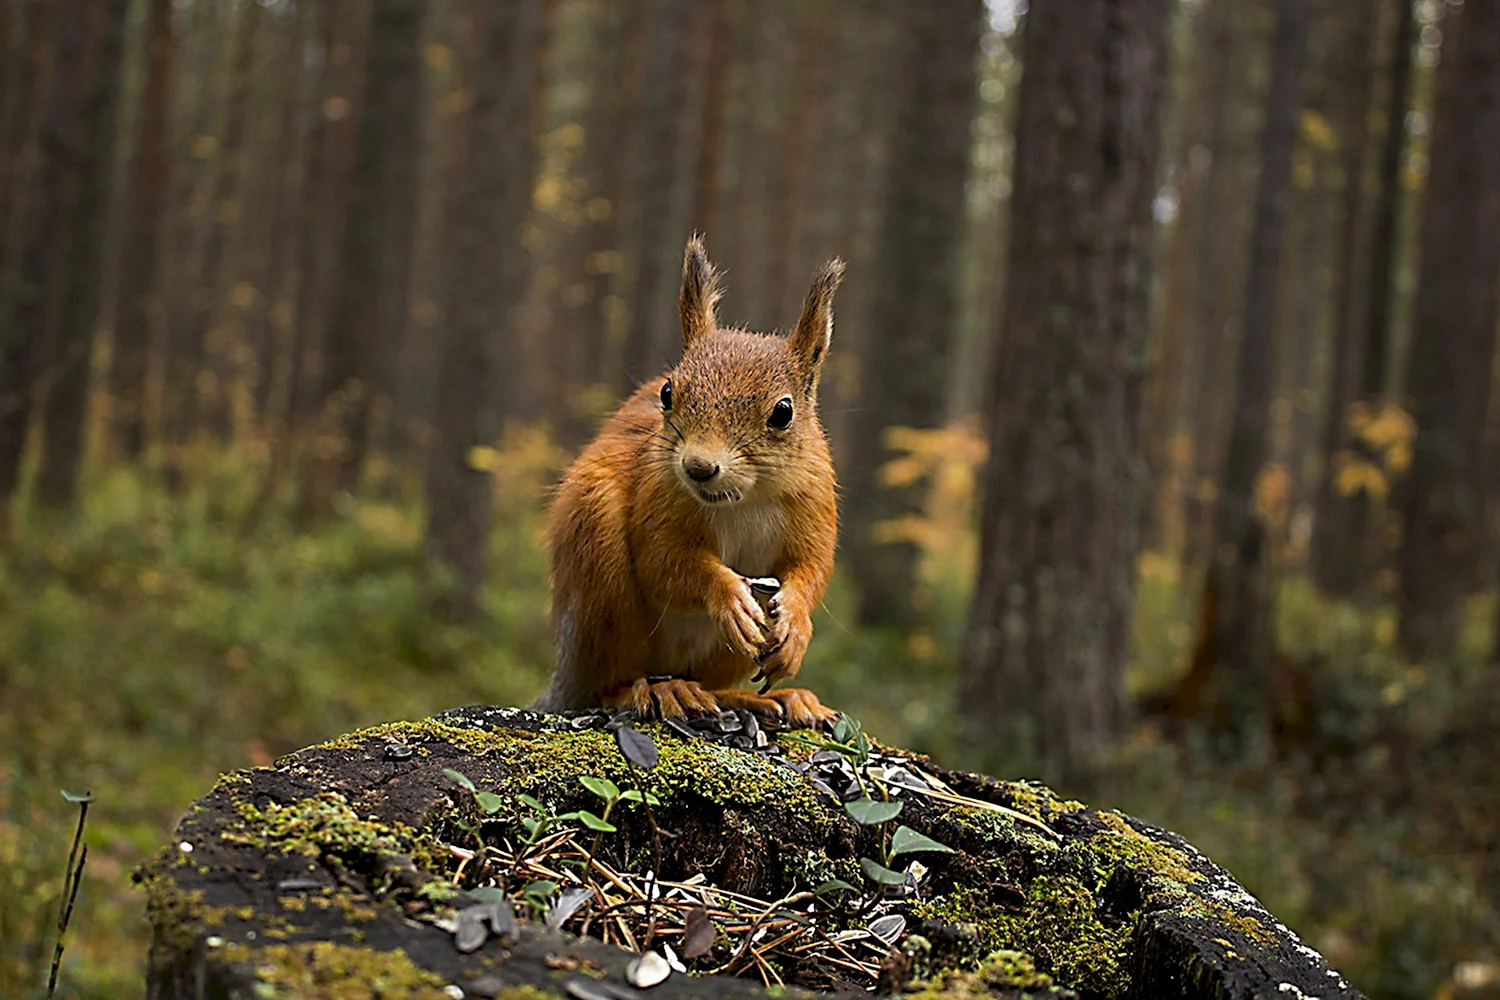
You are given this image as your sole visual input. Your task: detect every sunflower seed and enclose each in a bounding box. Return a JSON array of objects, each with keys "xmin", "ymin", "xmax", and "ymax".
[{"xmin": 625, "ymin": 951, "xmax": 672, "ymax": 988}]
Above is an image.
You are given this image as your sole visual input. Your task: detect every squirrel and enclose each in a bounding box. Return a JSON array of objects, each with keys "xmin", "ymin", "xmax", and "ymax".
[{"xmin": 531, "ymin": 235, "xmax": 843, "ymax": 729}]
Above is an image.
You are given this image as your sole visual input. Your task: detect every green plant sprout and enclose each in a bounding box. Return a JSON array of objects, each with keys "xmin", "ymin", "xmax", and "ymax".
[
  {"xmin": 842, "ymin": 794, "xmax": 954, "ymax": 888},
  {"xmin": 577, "ymin": 775, "xmax": 661, "ymax": 857}
]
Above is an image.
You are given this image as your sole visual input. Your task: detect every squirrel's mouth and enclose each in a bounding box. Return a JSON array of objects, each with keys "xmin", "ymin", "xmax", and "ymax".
[{"xmin": 695, "ymin": 486, "xmax": 744, "ymax": 505}]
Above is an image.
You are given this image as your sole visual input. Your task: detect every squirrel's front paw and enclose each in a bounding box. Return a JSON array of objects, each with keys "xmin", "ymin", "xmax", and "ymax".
[
  {"xmin": 708, "ymin": 575, "xmax": 767, "ymax": 658},
  {"xmin": 756, "ymin": 600, "xmax": 811, "ymax": 688}
]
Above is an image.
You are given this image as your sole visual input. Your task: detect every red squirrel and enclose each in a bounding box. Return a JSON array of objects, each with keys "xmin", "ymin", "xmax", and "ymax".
[{"xmin": 532, "ymin": 236, "xmax": 842, "ymax": 728}]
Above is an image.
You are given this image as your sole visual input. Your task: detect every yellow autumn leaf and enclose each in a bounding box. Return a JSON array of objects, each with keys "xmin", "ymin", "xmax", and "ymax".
[
  {"xmin": 423, "ymin": 42, "xmax": 452, "ymax": 73},
  {"xmin": 1299, "ymin": 109, "xmax": 1338, "ymax": 151},
  {"xmin": 467, "ymin": 445, "xmax": 500, "ymax": 472}
]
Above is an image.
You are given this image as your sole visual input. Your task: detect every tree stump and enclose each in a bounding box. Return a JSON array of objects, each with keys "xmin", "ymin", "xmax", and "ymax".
[{"xmin": 140, "ymin": 705, "xmax": 1364, "ymax": 999}]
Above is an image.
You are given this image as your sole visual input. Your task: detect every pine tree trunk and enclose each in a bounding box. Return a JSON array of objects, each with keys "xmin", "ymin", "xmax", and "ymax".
[
  {"xmin": 620, "ymin": 0, "xmax": 691, "ymax": 391},
  {"xmin": 306, "ymin": 0, "xmax": 426, "ymax": 517},
  {"xmin": 1311, "ymin": 0, "xmax": 1413, "ymax": 596},
  {"xmin": 1396, "ymin": 0, "xmax": 1500, "ymax": 660},
  {"xmin": 1192, "ymin": 0, "xmax": 1309, "ymax": 759},
  {"xmin": 0, "ymin": 0, "xmax": 54, "ymax": 526},
  {"xmin": 960, "ymin": 0, "xmax": 1171, "ymax": 785},
  {"xmin": 35, "ymin": 0, "xmax": 129, "ymax": 508},
  {"xmin": 190, "ymin": 5, "xmax": 262, "ymax": 442},
  {"xmin": 424, "ymin": 0, "xmax": 551, "ymax": 621},
  {"xmin": 112, "ymin": 0, "xmax": 175, "ymax": 461},
  {"xmin": 841, "ymin": 0, "xmax": 983, "ymax": 629}
]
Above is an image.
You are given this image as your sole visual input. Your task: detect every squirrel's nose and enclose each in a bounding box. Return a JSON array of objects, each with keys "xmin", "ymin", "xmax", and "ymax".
[{"xmin": 683, "ymin": 456, "xmax": 719, "ymax": 482}]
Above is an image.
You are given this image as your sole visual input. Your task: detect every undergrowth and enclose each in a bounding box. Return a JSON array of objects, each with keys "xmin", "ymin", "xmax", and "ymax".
[{"xmin": 0, "ymin": 435, "xmax": 1496, "ymax": 999}]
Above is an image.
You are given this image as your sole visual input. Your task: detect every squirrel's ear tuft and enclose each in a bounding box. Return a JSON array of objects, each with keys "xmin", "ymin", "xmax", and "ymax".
[
  {"xmin": 679, "ymin": 234, "xmax": 722, "ymax": 349},
  {"xmin": 789, "ymin": 258, "xmax": 844, "ymax": 387}
]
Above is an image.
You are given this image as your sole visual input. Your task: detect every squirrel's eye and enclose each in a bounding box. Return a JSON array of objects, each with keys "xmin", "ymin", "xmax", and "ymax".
[
  {"xmin": 768, "ymin": 396, "xmax": 794, "ymax": 430},
  {"xmin": 660, "ymin": 379, "xmax": 673, "ymax": 410}
]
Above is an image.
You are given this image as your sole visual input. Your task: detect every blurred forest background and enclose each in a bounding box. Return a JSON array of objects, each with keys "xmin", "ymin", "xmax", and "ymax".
[{"xmin": 1, "ymin": 0, "xmax": 1498, "ymax": 996}]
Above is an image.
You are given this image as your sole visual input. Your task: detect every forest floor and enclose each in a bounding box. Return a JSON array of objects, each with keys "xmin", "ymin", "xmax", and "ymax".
[{"xmin": 1, "ymin": 448, "xmax": 1496, "ymax": 1000}]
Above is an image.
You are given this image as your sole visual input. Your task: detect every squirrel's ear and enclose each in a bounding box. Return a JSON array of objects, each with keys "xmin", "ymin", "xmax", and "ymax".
[
  {"xmin": 789, "ymin": 258, "xmax": 844, "ymax": 387},
  {"xmin": 679, "ymin": 234, "xmax": 721, "ymax": 349}
]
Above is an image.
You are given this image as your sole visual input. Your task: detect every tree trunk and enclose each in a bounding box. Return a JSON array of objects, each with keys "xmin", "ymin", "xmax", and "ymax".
[
  {"xmin": 1311, "ymin": 0, "xmax": 1415, "ymax": 596},
  {"xmin": 960, "ymin": 0, "xmax": 1171, "ymax": 786},
  {"xmin": 0, "ymin": 0, "xmax": 55, "ymax": 527},
  {"xmin": 190, "ymin": 4, "xmax": 262, "ymax": 442},
  {"xmin": 619, "ymin": 0, "xmax": 691, "ymax": 392},
  {"xmin": 305, "ymin": 0, "xmax": 426, "ymax": 518},
  {"xmin": 1191, "ymin": 0, "xmax": 1309, "ymax": 760},
  {"xmin": 1179, "ymin": 0, "xmax": 1251, "ymax": 570},
  {"xmin": 34, "ymin": 0, "xmax": 129, "ymax": 508},
  {"xmin": 112, "ymin": 0, "xmax": 175, "ymax": 461},
  {"xmin": 1396, "ymin": 0, "xmax": 1500, "ymax": 660},
  {"xmin": 687, "ymin": 0, "xmax": 732, "ymax": 237},
  {"xmin": 424, "ymin": 0, "xmax": 551, "ymax": 622},
  {"xmin": 841, "ymin": 0, "xmax": 984, "ymax": 629}
]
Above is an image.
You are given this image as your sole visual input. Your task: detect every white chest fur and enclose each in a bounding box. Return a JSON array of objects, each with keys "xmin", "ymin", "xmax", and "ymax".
[{"xmin": 708, "ymin": 501, "xmax": 785, "ymax": 577}]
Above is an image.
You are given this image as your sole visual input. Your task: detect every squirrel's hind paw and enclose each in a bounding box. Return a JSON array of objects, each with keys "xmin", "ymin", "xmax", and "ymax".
[
  {"xmin": 629, "ymin": 677, "xmax": 720, "ymax": 720},
  {"xmin": 713, "ymin": 687, "xmax": 838, "ymax": 731}
]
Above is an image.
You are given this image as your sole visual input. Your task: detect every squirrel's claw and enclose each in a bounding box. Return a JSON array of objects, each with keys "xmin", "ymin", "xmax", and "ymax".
[{"xmin": 630, "ymin": 677, "xmax": 719, "ymax": 720}]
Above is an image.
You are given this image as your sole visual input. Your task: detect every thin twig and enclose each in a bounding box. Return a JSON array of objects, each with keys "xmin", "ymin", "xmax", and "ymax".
[{"xmin": 48, "ymin": 793, "xmax": 92, "ymax": 999}]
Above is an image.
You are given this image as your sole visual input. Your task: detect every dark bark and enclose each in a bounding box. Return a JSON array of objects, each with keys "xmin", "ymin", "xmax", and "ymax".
[
  {"xmin": 424, "ymin": 0, "xmax": 552, "ymax": 621},
  {"xmin": 1192, "ymin": 0, "xmax": 1310, "ymax": 760},
  {"xmin": 1396, "ymin": 0, "xmax": 1500, "ymax": 660},
  {"xmin": 305, "ymin": 0, "xmax": 426, "ymax": 517},
  {"xmin": 960, "ymin": 0, "xmax": 1171, "ymax": 785},
  {"xmin": 1180, "ymin": 0, "xmax": 1251, "ymax": 569},
  {"xmin": 620, "ymin": 0, "xmax": 691, "ymax": 392},
  {"xmin": 190, "ymin": 4, "xmax": 261, "ymax": 441},
  {"xmin": 0, "ymin": 0, "xmax": 54, "ymax": 525},
  {"xmin": 688, "ymin": 0, "xmax": 732, "ymax": 236},
  {"xmin": 34, "ymin": 0, "xmax": 129, "ymax": 508},
  {"xmin": 584, "ymin": 0, "xmax": 648, "ymax": 392},
  {"xmin": 842, "ymin": 0, "xmax": 983, "ymax": 628},
  {"xmin": 1144, "ymin": 0, "xmax": 1230, "ymax": 554},
  {"xmin": 1313, "ymin": 0, "xmax": 1417, "ymax": 597},
  {"xmin": 112, "ymin": 0, "xmax": 175, "ymax": 460}
]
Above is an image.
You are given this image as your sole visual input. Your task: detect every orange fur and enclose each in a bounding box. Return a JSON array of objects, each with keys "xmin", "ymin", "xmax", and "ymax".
[{"xmin": 532, "ymin": 237, "xmax": 843, "ymax": 729}]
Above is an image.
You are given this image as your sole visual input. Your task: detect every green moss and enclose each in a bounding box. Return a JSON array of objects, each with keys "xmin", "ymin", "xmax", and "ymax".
[
  {"xmin": 978, "ymin": 949, "xmax": 1054, "ymax": 991},
  {"xmin": 301, "ymin": 718, "xmax": 516, "ymax": 758},
  {"xmin": 907, "ymin": 950, "xmax": 1069, "ymax": 1000},
  {"xmin": 494, "ymin": 727, "xmax": 831, "ymax": 821},
  {"xmin": 1191, "ymin": 900, "xmax": 1278, "ymax": 946},
  {"xmin": 223, "ymin": 792, "xmax": 414, "ymax": 859},
  {"xmin": 222, "ymin": 941, "xmax": 447, "ymax": 999},
  {"xmin": 1084, "ymin": 811, "xmax": 1202, "ymax": 887},
  {"xmin": 912, "ymin": 876, "xmax": 1131, "ymax": 999}
]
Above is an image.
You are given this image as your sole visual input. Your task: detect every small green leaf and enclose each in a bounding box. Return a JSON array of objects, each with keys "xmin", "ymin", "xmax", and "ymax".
[
  {"xmin": 61, "ymin": 790, "xmax": 93, "ymax": 804},
  {"xmin": 475, "ymin": 791, "xmax": 504, "ymax": 815},
  {"xmin": 644, "ymin": 792, "xmax": 662, "ymax": 805},
  {"xmin": 523, "ymin": 879, "xmax": 558, "ymax": 900},
  {"xmin": 859, "ymin": 857, "xmax": 908, "ymax": 886},
  {"xmin": 465, "ymin": 886, "xmax": 508, "ymax": 904},
  {"xmin": 443, "ymin": 768, "xmax": 477, "ymax": 793},
  {"xmin": 844, "ymin": 797, "xmax": 903, "ymax": 825},
  {"xmin": 579, "ymin": 775, "xmax": 620, "ymax": 802},
  {"xmin": 456, "ymin": 819, "xmax": 475, "ymax": 833},
  {"xmin": 555, "ymin": 811, "xmax": 581, "ymax": 821},
  {"xmin": 577, "ymin": 810, "xmax": 617, "ymax": 832},
  {"xmin": 518, "ymin": 794, "xmax": 545, "ymax": 812},
  {"xmin": 522, "ymin": 817, "xmax": 541, "ymax": 836},
  {"xmin": 890, "ymin": 825, "xmax": 955, "ymax": 858},
  {"xmin": 618, "ymin": 789, "xmax": 642, "ymax": 802},
  {"xmin": 812, "ymin": 878, "xmax": 858, "ymax": 896}
]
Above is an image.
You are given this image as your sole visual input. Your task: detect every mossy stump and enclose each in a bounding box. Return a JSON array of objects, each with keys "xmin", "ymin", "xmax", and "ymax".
[{"xmin": 141, "ymin": 705, "xmax": 1363, "ymax": 999}]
